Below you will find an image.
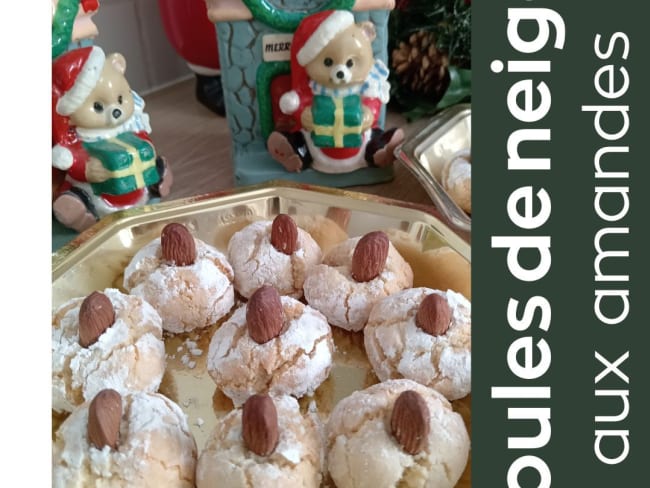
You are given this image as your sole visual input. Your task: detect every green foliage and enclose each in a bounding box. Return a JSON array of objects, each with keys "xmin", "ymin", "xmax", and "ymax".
[
  {"xmin": 388, "ymin": 0, "xmax": 472, "ymax": 120},
  {"xmin": 390, "ymin": 0, "xmax": 471, "ymax": 67},
  {"xmin": 392, "ymin": 67, "xmax": 471, "ymax": 122}
]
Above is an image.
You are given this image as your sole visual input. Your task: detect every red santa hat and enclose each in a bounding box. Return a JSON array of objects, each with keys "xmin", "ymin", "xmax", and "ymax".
[
  {"xmin": 52, "ymin": 46, "xmax": 105, "ymax": 170},
  {"xmin": 53, "ymin": 45, "xmax": 105, "ymax": 116},
  {"xmin": 279, "ymin": 10, "xmax": 355, "ymax": 116}
]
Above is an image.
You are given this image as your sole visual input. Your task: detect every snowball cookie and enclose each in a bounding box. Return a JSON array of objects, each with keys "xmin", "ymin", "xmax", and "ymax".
[
  {"xmin": 326, "ymin": 379, "xmax": 470, "ymax": 488},
  {"xmin": 227, "ymin": 214, "xmax": 323, "ymax": 299},
  {"xmin": 53, "ymin": 389, "xmax": 197, "ymax": 487},
  {"xmin": 441, "ymin": 149, "xmax": 471, "ymax": 214},
  {"xmin": 207, "ymin": 285, "xmax": 334, "ymax": 406},
  {"xmin": 303, "ymin": 231, "xmax": 414, "ymax": 331},
  {"xmin": 52, "ymin": 288, "xmax": 165, "ymax": 414},
  {"xmin": 123, "ymin": 222, "xmax": 235, "ymax": 333},
  {"xmin": 364, "ymin": 288, "xmax": 471, "ymax": 400},
  {"xmin": 196, "ymin": 394, "xmax": 324, "ymax": 488}
]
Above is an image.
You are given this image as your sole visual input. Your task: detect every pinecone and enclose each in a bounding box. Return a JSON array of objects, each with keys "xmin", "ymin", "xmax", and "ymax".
[{"xmin": 391, "ymin": 30, "xmax": 450, "ymax": 101}]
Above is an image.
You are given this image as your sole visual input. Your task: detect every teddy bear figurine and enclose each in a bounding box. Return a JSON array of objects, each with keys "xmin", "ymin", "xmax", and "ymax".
[
  {"xmin": 52, "ymin": 46, "xmax": 173, "ymax": 232},
  {"xmin": 267, "ymin": 10, "xmax": 404, "ymax": 175},
  {"xmin": 51, "ymin": 0, "xmax": 101, "ymax": 200}
]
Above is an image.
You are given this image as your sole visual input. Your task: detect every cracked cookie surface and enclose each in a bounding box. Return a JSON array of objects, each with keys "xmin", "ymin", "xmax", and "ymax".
[
  {"xmin": 326, "ymin": 379, "xmax": 469, "ymax": 488},
  {"xmin": 303, "ymin": 235, "xmax": 414, "ymax": 331},
  {"xmin": 196, "ymin": 395, "xmax": 324, "ymax": 488},
  {"xmin": 227, "ymin": 220, "xmax": 323, "ymax": 299},
  {"xmin": 53, "ymin": 391, "xmax": 197, "ymax": 487},
  {"xmin": 51, "ymin": 288, "xmax": 165, "ymax": 414},
  {"xmin": 207, "ymin": 296, "xmax": 334, "ymax": 406},
  {"xmin": 123, "ymin": 236, "xmax": 235, "ymax": 333},
  {"xmin": 364, "ymin": 288, "xmax": 471, "ymax": 401}
]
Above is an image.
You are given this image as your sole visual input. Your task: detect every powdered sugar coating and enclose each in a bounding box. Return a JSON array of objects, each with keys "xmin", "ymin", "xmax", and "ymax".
[
  {"xmin": 227, "ymin": 220, "xmax": 323, "ymax": 299},
  {"xmin": 207, "ymin": 296, "xmax": 334, "ymax": 406},
  {"xmin": 123, "ymin": 236, "xmax": 235, "ymax": 333},
  {"xmin": 52, "ymin": 288, "xmax": 165, "ymax": 414},
  {"xmin": 364, "ymin": 288, "xmax": 471, "ymax": 400},
  {"xmin": 196, "ymin": 395, "xmax": 324, "ymax": 488},
  {"xmin": 53, "ymin": 391, "xmax": 197, "ymax": 487},
  {"xmin": 326, "ymin": 379, "xmax": 469, "ymax": 488},
  {"xmin": 303, "ymin": 235, "xmax": 414, "ymax": 331},
  {"xmin": 441, "ymin": 149, "xmax": 471, "ymax": 214}
]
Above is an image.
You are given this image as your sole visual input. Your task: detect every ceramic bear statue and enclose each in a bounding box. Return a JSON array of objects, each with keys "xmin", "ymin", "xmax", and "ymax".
[
  {"xmin": 267, "ymin": 10, "xmax": 404, "ymax": 174},
  {"xmin": 51, "ymin": 46, "xmax": 173, "ymax": 232}
]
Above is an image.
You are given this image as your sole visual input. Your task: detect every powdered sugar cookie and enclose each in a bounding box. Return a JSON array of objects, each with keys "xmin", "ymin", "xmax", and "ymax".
[
  {"xmin": 52, "ymin": 288, "xmax": 165, "ymax": 414},
  {"xmin": 326, "ymin": 379, "xmax": 469, "ymax": 488},
  {"xmin": 196, "ymin": 394, "xmax": 324, "ymax": 488},
  {"xmin": 227, "ymin": 214, "xmax": 323, "ymax": 299},
  {"xmin": 441, "ymin": 149, "xmax": 471, "ymax": 214},
  {"xmin": 364, "ymin": 287, "xmax": 471, "ymax": 400},
  {"xmin": 53, "ymin": 389, "xmax": 197, "ymax": 487},
  {"xmin": 123, "ymin": 222, "xmax": 235, "ymax": 333},
  {"xmin": 207, "ymin": 285, "xmax": 334, "ymax": 406},
  {"xmin": 303, "ymin": 231, "xmax": 413, "ymax": 331}
]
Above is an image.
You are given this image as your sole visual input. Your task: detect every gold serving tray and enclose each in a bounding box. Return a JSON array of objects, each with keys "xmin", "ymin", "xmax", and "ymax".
[{"xmin": 52, "ymin": 181, "xmax": 471, "ymax": 487}]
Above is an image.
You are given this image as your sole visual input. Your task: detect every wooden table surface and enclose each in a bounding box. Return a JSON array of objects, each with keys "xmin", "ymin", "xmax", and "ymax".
[{"xmin": 145, "ymin": 78, "xmax": 435, "ymax": 208}]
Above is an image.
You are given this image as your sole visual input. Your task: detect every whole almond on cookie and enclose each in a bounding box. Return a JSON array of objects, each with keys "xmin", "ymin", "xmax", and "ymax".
[
  {"xmin": 351, "ymin": 231, "xmax": 389, "ymax": 282},
  {"xmin": 87, "ymin": 389, "xmax": 122, "ymax": 450},
  {"xmin": 390, "ymin": 390, "xmax": 430, "ymax": 455},
  {"xmin": 271, "ymin": 214, "xmax": 298, "ymax": 255},
  {"xmin": 79, "ymin": 291, "xmax": 115, "ymax": 347},
  {"xmin": 416, "ymin": 293, "xmax": 452, "ymax": 336},
  {"xmin": 246, "ymin": 285, "xmax": 284, "ymax": 344},
  {"xmin": 242, "ymin": 394, "xmax": 279, "ymax": 456},
  {"xmin": 161, "ymin": 222, "xmax": 196, "ymax": 266}
]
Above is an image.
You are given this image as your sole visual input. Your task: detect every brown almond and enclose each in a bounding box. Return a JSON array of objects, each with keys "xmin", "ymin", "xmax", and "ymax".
[
  {"xmin": 79, "ymin": 291, "xmax": 115, "ymax": 348},
  {"xmin": 390, "ymin": 390, "xmax": 430, "ymax": 455},
  {"xmin": 242, "ymin": 394, "xmax": 279, "ymax": 456},
  {"xmin": 270, "ymin": 214, "xmax": 298, "ymax": 255},
  {"xmin": 87, "ymin": 389, "xmax": 122, "ymax": 450},
  {"xmin": 351, "ymin": 231, "xmax": 389, "ymax": 282},
  {"xmin": 415, "ymin": 293, "xmax": 452, "ymax": 336},
  {"xmin": 246, "ymin": 285, "xmax": 284, "ymax": 344},
  {"xmin": 161, "ymin": 223, "xmax": 196, "ymax": 266}
]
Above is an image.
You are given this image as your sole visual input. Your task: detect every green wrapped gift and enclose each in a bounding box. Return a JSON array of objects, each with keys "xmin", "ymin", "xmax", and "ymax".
[
  {"xmin": 311, "ymin": 94, "xmax": 364, "ymax": 148},
  {"xmin": 83, "ymin": 132, "xmax": 159, "ymax": 195}
]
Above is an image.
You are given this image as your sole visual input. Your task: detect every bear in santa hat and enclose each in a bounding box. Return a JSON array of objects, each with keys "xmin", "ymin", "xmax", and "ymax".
[
  {"xmin": 52, "ymin": 45, "xmax": 172, "ymax": 232},
  {"xmin": 267, "ymin": 9, "xmax": 403, "ymax": 174}
]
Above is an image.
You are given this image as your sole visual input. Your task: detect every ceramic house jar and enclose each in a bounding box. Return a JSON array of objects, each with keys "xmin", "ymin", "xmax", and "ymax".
[{"xmin": 205, "ymin": 0, "xmax": 399, "ymax": 187}]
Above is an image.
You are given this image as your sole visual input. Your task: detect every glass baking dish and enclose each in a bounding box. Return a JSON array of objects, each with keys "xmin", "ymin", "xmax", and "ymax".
[{"xmin": 396, "ymin": 104, "xmax": 472, "ymax": 233}]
